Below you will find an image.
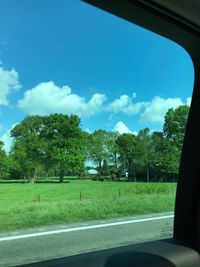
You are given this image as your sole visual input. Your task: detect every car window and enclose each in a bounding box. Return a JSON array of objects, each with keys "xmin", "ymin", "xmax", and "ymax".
[{"xmin": 0, "ymin": 0, "xmax": 194, "ymax": 266}]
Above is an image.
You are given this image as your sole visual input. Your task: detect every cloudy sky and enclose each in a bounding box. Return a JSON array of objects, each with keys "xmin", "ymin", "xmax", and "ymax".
[{"xmin": 0, "ymin": 0, "xmax": 194, "ymax": 152}]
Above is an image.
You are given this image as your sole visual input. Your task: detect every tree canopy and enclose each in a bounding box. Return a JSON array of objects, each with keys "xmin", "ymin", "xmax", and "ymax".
[
  {"xmin": 10, "ymin": 114, "xmax": 85, "ymax": 182},
  {"xmin": 1, "ymin": 105, "xmax": 190, "ymax": 182}
]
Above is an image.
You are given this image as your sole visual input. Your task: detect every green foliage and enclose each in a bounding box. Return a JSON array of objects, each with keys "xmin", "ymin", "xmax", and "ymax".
[
  {"xmin": 107, "ymin": 131, "xmax": 120, "ymax": 168},
  {"xmin": 116, "ymin": 133, "xmax": 137, "ymax": 181},
  {"xmin": 5, "ymin": 104, "xmax": 189, "ymax": 182},
  {"xmin": 99, "ymin": 159, "xmax": 110, "ymax": 176},
  {"xmin": 10, "ymin": 115, "xmax": 45, "ymax": 181},
  {"xmin": 40, "ymin": 114, "xmax": 85, "ymax": 182},
  {"xmin": 87, "ymin": 130, "xmax": 110, "ymax": 169},
  {"xmin": 163, "ymin": 105, "xmax": 189, "ymax": 149},
  {"xmin": 10, "ymin": 114, "xmax": 85, "ymax": 182},
  {"xmin": 0, "ymin": 141, "xmax": 10, "ymax": 179},
  {"xmin": 135, "ymin": 128, "xmax": 152, "ymax": 182}
]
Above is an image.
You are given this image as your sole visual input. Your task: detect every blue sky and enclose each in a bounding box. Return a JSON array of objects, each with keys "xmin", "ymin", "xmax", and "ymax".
[{"xmin": 0, "ymin": 0, "xmax": 194, "ymax": 152}]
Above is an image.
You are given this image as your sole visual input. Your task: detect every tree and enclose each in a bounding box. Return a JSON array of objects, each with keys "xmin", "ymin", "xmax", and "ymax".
[
  {"xmin": 135, "ymin": 128, "xmax": 153, "ymax": 182},
  {"xmin": 162, "ymin": 105, "xmax": 189, "ymax": 180},
  {"xmin": 0, "ymin": 141, "xmax": 10, "ymax": 179},
  {"xmin": 10, "ymin": 114, "xmax": 85, "ymax": 183},
  {"xmin": 107, "ymin": 131, "xmax": 120, "ymax": 168},
  {"xmin": 41, "ymin": 114, "xmax": 85, "ymax": 183},
  {"xmin": 87, "ymin": 130, "xmax": 109, "ymax": 170},
  {"xmin": 151, "ymin": 131, "xmax": 164, "ymax": 181},
  {"xmin": 163, "ymin": 105, "xmax": 189, "ymax": 150},
  {"xmin": 116, "ymin": 133, "xmax": 137, "ymax": 181},
  {"xmin": 160, "ymin": 139, "xmax": 180, "ymax": 181},
  {"xmin": 10, "ymin": 115, "xmax": 45, "ymax": 181},
  {"xmin": 99, "ymin": 159, "xmax": 110, "ymax": 177},
  {"xmin": 151, "ymin": 131, "xmax": 180, "ymax": 182}
]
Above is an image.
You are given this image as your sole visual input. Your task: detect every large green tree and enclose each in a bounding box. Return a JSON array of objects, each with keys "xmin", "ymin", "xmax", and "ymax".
[
  {"xmin": 40, "ymin": 114, "xmax": 85, "ymax": 182},
  {"xmin": 107, "ymin": 131, "xmax": 120, "ymax": 168},
  {"xmin": 136, "ymin": 128, "xmax": 153, "ymax": 182},
  {"xmin": 151, "ymin": 132, "xmax": 179, "ymax": 181},
  {"xmin": 10, "ymin": 114, "xmax": 85, "ymax": 182},
  {"xmin": 10, "ymin": 115, "xmax": 45, "ymax": 181},
  {"xmin": 116, "ymin": 133, "xmax": 137, "ymax": 181},
  {"xmin": 162, "ymin": 105, "xmax": 189, "ymax": 180},
  {"xmin": 87, "ymin": 130, "xmax": 109, "ymax": 170},
  {"xmin": 163, "ymin": 105, "xmax": 189, "ymax": 150}
]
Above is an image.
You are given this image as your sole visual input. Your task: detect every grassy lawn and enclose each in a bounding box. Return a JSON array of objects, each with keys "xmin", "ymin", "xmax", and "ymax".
[{"xmin": 0, "ymin": 180, "xmax": 176, "ymax": 233}]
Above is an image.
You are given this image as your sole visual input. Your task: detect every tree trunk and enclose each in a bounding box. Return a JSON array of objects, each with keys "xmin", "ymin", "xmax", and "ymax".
[
  {"xmin": 98, "ymin": 160, "xmax": 102, "ymax": 169},
  {"xmin": 59, "ymin": 170, "xmax": 64, "ymax": 183},
  {"xmin": 128, "ymin": 170, "xmax": 134, "ymax": 182},
  {"xmin": 134, "ymin": 171, "xmax": 137, "ymax": 182},
  {"xmin": 114, "ymin": 153, "xmax": 118, "ymax": 169},
  {"xmin": 30, "ymin": 168, "xmax": 36, "ymax": 183},
  {"xmin": 33, "ymin": 168, "xmax": 36, "ymax": 182},
  {"xmin": 146, "ymin": 166, "xmax": 150, "ymax": 182},
  {"xmin": 45, "ymin": 167, "xmax": 49, "ymax": 179},
  {"xmin": 127, "ymin": 162, "xmax": 132, "ymax": 181}
]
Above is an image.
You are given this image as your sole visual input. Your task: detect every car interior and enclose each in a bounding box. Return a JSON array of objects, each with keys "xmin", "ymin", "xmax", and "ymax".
[{"xmin": 20, "ymin": 0, "xmax": 200, "ymax": 266}]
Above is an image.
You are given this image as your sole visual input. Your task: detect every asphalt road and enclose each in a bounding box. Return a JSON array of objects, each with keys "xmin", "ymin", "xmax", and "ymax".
[{"xmin": 0, "ymin": 212, "xmax": 174, "ymax": 267}]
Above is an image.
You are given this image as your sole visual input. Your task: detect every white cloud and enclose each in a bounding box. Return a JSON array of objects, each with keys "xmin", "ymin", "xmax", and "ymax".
[
  {"xmin": 113, "ymin": 121, "xmax": 137, "ymax": 135},
  {"xmin": 107, "ymin": 95, "xmax": 129, "ymax": 113},
  {"xmin": 124, "ymin": 101, "xmax": 147, "ymax": 115},
  {"xmin": 18, "ymin": 81, "xmax": 106, "ymax": 117},
  {"xmin": 140, "ymin": 96, "xmax": 184, "ymax": 123},
  {"xmin": 0, "ymin": 66, "xmax": 21, "ymax": 105},
  {"xmin": 106, "ymin": 93, "xmax": 144, "ymax": 115},
  {"xmin": 107, "ymin": 94, "xmax": 191, "ymax": 123}
]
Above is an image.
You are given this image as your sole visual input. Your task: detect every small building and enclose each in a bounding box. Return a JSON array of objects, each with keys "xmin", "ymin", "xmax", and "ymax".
[{"xmin": 88, "ymin": 169, "xmax": 98, "ymax": 175}]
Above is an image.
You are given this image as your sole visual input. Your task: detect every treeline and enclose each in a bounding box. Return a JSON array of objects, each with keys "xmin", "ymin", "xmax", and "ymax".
[{"xmin": 0, "ymin": 105, "xmax": 189, "ymax": 182}]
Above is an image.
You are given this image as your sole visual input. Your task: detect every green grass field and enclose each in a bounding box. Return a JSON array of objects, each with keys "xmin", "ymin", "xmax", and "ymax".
[{"xmin": 0, "ymin": 180, "xmax": 176, "ymax": 233}]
